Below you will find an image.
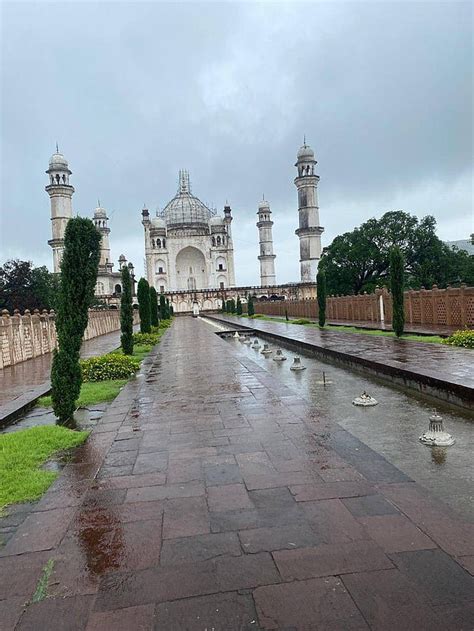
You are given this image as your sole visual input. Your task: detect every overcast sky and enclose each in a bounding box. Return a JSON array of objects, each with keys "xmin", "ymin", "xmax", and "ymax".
[{"xmin": 1, "ymin": 1, "xmax": 472, "ymax": 285}]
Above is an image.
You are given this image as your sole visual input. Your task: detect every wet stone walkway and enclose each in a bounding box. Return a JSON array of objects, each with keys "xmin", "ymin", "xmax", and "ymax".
[
  {"xmin": 0, "ymin": 327, "xmax": 137, "ymax": 427},
  {"xmin": 1, "ymin": 317, "xmax": 473, "ymax": 630},
  {"xmin": 212, "ymin": 315, "xmax": 474, "ymax": 409}
]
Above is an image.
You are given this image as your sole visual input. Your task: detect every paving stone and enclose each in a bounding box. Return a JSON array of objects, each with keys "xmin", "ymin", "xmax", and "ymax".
[
  {"xmin": 154, "ymin": 592, "xmax": 258, "ymax": 630},
  {"xmin": 274, "ymin": 540, "xmax": 393, "ymax": 580},
  {"xmin": 239, "ymin": 523, "xmax": 322, "ymax": 553},
  {"xmin": 433, "ymin": 602, "xmax": 474, "ymax": 630},
  {"xmin": 16, "ymin": 594, "xmax": 95, "ymax": 631},
  {"xmin": 125, "ymin": 481, "xmax": 205, "ymax": 503},
  {"xmin": 94, "ymin": 561, "xmax": 219, "ymax": 611},
  {"xmin": 342, "ymin": 568, "xmax": 447, "ymax": 630},
  {"xmin": 98, "ymin": 472, "xmax": 166, "ymax": 490},
  {"xmin": 358, "ymin": 514, "xmax": 438, "ymax": 553},
  {"xmin": 342, "ymin": 493, "xmax": 400, "ymax": 517},
  {"xmin": 289, "ymin": 480, "xmax": 375, "ymax": 502},
  {"xmin": 114, "ymin": 500, "xmax": 164, "ymax": 523},
  {"xmin": 163, "ymin": 496, "xmax": 210, "ymax": 539},
  {"xmin": 301, "ymin": 499, "xmax": 370, "ymax": 544},
  {"xmin": 82, "ymin": 489, "xmax": 127, "ymax": 509},
  {"xmin": 458, "ymin": 555, "xmax": 474, "ymax": 576},
  {"xmin": 0, "ymin": 508, "xmax": 76, "ymax": 556},
  {"xmin": 203, "ymin": 462, "xmax": 243, "ymax": 486},
  {"xmin": 133, "ymin": 452, "xmax": 168, "ymax": 475},
  {"xmin": 86, "ymin": 604, "xmax": 156, "ymax": 630},
  {"xmin": 167, "ymin": 459, "xmax": 203, "ymax": 483},
  {"xmin": 207, "ymin": 483, "xmax": 254, "ymax": 511},
  {"xmin": 390, "ymin": 548, "xmax": 474, "ymax": 605},
  {"xmin": 0, "ymin": 551, "xmax": 50, "ymax": 600},
  {"xmin": 0, "ymin": 596, "xmax": 26, "ymax": 631},
  {"xmin": 160, "ymin": 532, "xmax": 241, "ymax": 565},
  {"xmin": 244, "ymin": 470, "xmax": 323, "ymax": 490},
  {"xmin": 97, "ymin": 464, "xmax": 134, "ymax": 478},
  {"xmin": 254, "ymin": 577, "xmax": 369, "ymax": 630},
  {"xmin": 215, "ymin": 552, "xmax": 280, "ymax": 591}
]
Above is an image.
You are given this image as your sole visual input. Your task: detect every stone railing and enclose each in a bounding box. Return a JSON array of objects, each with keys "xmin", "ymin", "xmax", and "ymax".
[
  {"xmin": 0, "ymin": 308, "xmax": 140, "ymax": 369},
  {"xmin": 250, "ymin": 285, "xmax": 474, "ymax": 329}
]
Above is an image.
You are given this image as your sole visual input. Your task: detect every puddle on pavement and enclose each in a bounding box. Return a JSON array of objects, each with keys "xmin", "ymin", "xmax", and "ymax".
[
  {"xmin": 2, "ymin": 404, "xmax": 107, "ymax": 434},
  {"xmin": 223, "ymin": 333, "xmax": 474, "ymax": 520}
]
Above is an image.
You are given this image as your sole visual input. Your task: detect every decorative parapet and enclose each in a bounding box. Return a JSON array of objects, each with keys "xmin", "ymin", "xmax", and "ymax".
[
  {"xmin": 250, "ymin": 285, "xmax": 474, "ymax": 329},
  {"xmin": 0, "ymin": 308, "xmax": 140, "ymax": 369}
]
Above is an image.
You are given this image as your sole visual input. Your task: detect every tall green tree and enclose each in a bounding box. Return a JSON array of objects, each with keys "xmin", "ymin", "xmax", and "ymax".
[
  {"xmin": 317, "ymin": 269, "xmax": 327, "ymax": 327},
  {"xmin": 120, "ymin": 265, "xmax": 134, "ymax": 355},
  {"xmin": 0, "ymin": 259, "xmax": 59, "ymax": 312},
  {"xmin": 236, "ymin": 296, "xmax": 242, "ymax": 315},
  {"xmin": 137, "ymin": 278, "xmax": 151, "ymax": 333},
  {"xmin": 51, "ymin": 218, "xmax": 101, "ymax": 425},
  {"xmin": 149, "ymin": 286, "xmax": 159, "ymax": 327},
  {"xmin": 221, "ymin": 295, "xmax": 226, "ymax": 313},
  {"xmin": 319, "ymin": 211, "xmax": 474, "ymax": 295},
  {"xmin": 390, "ymin": 247, "xmax": 405, "ymax": 337},
  {"xmin": 247, "ymin": 296, "xmax": 255, "ymax": 317}
]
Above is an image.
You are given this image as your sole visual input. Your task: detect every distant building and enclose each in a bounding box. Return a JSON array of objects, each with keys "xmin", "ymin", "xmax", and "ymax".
[
  {"xmin": 45, "ymin": 149, "xmax": 134, "ymax": 302},
  {"xmin": 141, "ymin": 170, "xmax": 236, "ymax": 293}
]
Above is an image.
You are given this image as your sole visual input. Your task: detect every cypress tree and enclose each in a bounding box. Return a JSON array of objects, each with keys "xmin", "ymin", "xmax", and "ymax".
[
  {"xmin": 165, "ymin": 297, "xmax": 171, "ymax": 319},
  {"xmin": 159, "ymin": 293, "xmax": 166, "ymax": 319},
  {"xmin": 230, "ymin": 298, "xmax": 236, "ymax": 313},
  {"xmin": 247, "ymin": 296, "xmax": 255, "ymax": 317},
  {"xmin": 236, "ymin": 296, "xmax": 242, "ymax": 315},
  {"xmin": 317, "ymin": 269, "xmax": 327, "ymax": 328},
  {"xmin": 137, "ymin": 278, "xmax": 151, "ymax": 333},
  {"xmin": 120, "ymin": 265, "xmax": 134, "ymax": 355},
  {"xmin": 285, "ymin": 308, "xmax": 289, "ymax": 321},
  {"xmin": 390, "ymin": 246, "xmax": 405, "ymax": 337},
  {"xmin": 221, "ymin": 296, "xmax": 226, "ymax": 313},
  {"xmin": 51, "ymin": 217, "xmax": 101, "ymax": 425},
  {"xmin": 149, "ymin": 286, "xmax": 159, "ymax": 328}
]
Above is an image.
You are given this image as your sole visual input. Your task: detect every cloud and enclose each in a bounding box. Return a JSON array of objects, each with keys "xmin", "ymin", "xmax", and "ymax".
[{"xmin": 1, "ymin": 1, "xmax": 472, "ymax": 286}]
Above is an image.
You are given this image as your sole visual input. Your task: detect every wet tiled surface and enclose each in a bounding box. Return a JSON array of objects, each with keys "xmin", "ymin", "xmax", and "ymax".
[
  {"xmin": 0, "ymin": 328, "xmax": 136, "ymax": 426},
  {"xmin": 213, "ymin": 314, "xmax": 474, "ymax": 403},
  {"xmin": 1, "ymin": 317, "xmax": 473, "ymax": 630}
]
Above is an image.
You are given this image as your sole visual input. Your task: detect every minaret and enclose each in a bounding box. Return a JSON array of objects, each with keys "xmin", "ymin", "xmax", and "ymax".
[
  {"xmin": 294, "ymin": 140, "xmax": 324, "ymax": 282},
  {"xmin": 223, "ymin": 203, "xmax": 236, "ymax": 286},
  {"xmin": 93, "ymin": 203, "xmax": 113, "ymax": 274},
  {"xmin": 257, "ymin": 198, "xmax": 276, "ymax": 286},
  {"xmin": 45, "ymin": 146, "xmax": 74, "ymax": 273}
]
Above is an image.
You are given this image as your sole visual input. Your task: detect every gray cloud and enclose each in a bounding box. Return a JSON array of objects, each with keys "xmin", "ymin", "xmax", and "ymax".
[{"xmin": 1, "ymin": 1, "xmax": 472, "ymax": 285}]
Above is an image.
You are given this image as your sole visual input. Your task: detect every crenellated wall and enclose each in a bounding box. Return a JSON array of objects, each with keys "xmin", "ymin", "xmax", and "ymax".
[
  {"xmin": 250, "ymin": 285, "xmax": 474, "ymax": 329},
  {"xmin": 0, "ymin": 309, "xmax": 140, "ymax": 369}
]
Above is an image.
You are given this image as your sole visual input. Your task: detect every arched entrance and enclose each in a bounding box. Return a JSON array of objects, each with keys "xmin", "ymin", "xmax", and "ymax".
[{"xmin": 176, "ymin": 246, "xmax": 207, "ymax": 290}]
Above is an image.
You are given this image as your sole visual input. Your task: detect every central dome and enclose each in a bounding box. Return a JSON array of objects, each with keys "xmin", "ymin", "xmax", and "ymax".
[{"xmin": 162, "ymin": 170, "xmax": 214, "ymax": 228}]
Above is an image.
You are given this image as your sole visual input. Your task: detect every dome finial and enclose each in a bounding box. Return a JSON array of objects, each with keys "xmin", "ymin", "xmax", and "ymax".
[
  {"xmin": 97, "ymin": 198, "xmax": 101, "ymax": 207},
  {"xmin": 303, "ymin": 134, "xmax": 306, "ymax": 146},
  {"xmin": 56, "ymin": 141, "xmax": 59, "ymax": 153}
]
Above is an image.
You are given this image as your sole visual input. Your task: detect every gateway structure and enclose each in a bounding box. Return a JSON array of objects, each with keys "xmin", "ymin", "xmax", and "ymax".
[{"xmin": 142, "ymin": 170, "xmax": 236, "ymax": 293}]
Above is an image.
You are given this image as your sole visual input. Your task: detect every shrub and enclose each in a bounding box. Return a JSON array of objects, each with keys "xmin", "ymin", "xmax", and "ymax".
[
  {"xmin": 132, "ymin": 332, "xmax": 160, "ymax": 345},
  {"xmin": 120, "ymin": 265, "xmax": 134, "ymax": 355},
  {"xmin": 81, "ymin": 354, "xmax": 140, "ymax": 382},
  {"xmin": 149, "ymin": 286, "xmax": 159, "ymax": 328},
  {"xmin": 293, "ymin": 318, "xmax": 310, "ymax": 325},
  {"xmin": 137, "ymin": 278, "xmax": 151, "ymax": 333},
  {"xmin": 443, "ymin": 329, "xmax": 474, "ymax": 349},
  {"xmin": 317, "ymin": 269, "xmax": 327, "ymax": 327},
  {"xmin": 390, "ymin": 247, "xmax": 405, "ymax": 337},
  {"xmin": 51, "ymin": 217, "xmax": 101, "ymax": 425},
  {"xmin": 247, "ymin": 296, "xmax": 255, "ymax": 317}
]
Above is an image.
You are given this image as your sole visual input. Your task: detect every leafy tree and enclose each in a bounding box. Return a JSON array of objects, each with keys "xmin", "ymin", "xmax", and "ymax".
[
  {"xmin": 247, "ymin": 296, "xmax": 255, "ymax": 317},
  {"xmin": 120, "ymin": 265, "xmax": 134, "ymax": 355},
  {"xmin": 51, "ymin": 218, "xmax": 101, "ymax": 425},
  {"xmin": 0, "ymin": 260, "xmax": 59, "ymax": 312},
  {"xmin": 319, "ymin": 211, "xmax": 474, "ymax": 295},
  {"xmin": 149, "ymin": 286, "xmax": 159, "ymax": 327},
  {"xmin": 236, "ymin": 296, "xmax": 242, "ymax": 315},
  {"xmin": 390, "ymin": 247, "xmax": 405, "ymax": 337},
  {"xmin": 317, "ymin": 269, "xmax": 327, "ymax": 327},
  {"xmin": 137, "ymin": 278, "xmax": 151, "ymax": 333}
]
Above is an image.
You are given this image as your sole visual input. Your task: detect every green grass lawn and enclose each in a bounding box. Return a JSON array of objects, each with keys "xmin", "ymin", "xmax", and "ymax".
[
  {"xmin": 0, "ymin": 426, "xmax": 88, "ymax": 510},
  {"xmin": 234, "ymin": 314, "xmax": 444, "ymax": 344},
  {"xmin": 37, "ymin": 379, "xmax": 128, "ymax": 408}
]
